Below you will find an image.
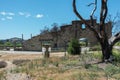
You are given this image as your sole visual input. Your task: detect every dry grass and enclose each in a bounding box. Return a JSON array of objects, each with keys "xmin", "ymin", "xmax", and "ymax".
[
  {"xmin": 0, "ymin": 51, "xmax": 120, "ymax": 80},
  {"xmin": 0, "ymin": 70, "xmax": 6, "ymax": 79},
  {"xmin": 9, "ymin": 56, "xmax": 107, "ymax": 80},
  {"xmin": 0, "ymin": 54, "xmax": 41, "ymax": 61},
  {"xmin": 0, "ymin": 52, "xmax": 64, "ymax": 61}
]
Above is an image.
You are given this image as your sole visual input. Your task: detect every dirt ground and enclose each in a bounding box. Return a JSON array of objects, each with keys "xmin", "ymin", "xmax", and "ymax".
[{"xmin": 0, "ymin": 51, "xmax": 65, "ymax": 61}]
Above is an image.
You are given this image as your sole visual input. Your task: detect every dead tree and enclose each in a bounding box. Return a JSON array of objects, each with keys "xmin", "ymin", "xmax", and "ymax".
[{"xmin": 73, "ymin": 0, "xmax": 120, "ymax": 62}]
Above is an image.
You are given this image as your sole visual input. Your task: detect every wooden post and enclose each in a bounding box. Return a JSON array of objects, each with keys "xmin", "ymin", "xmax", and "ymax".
[{"xmin": 44, "ymin": 45, "xmax": 50, "ymax": 58}]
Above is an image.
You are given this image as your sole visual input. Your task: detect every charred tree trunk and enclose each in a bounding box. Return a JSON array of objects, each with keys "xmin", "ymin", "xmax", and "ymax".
[
  {"xmin": 100, "ymin": 42, "xmax": 112, "ymax": 61},
  {"xmin": 100, "ymin": 31, "xmax": 120, "ymax": 62}
]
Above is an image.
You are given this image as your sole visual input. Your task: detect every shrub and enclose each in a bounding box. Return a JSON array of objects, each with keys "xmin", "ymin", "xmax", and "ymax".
[
  {"xmin": 0, "ymin": 61, "xmax": 7, "ymax": 68},
  {"xmin": 67, "ymin": 39, "xmax": 80, "ymax": 55}
]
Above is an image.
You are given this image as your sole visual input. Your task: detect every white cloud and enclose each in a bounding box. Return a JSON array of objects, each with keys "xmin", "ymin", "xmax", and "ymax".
[
  {"xmin": 18, "ymin": 12, "xmax": 24, "ymax": 16},
  {"xmin": 0, "ymin": 12, "xmax": 6, "ymax": 16},
  {"xmin": 6, "ymin": 16, "xmax": 13, "ymax": 20},
  {"xmin": 36, "ymin": 14, "xmax": 43, "ymax": 19},
  {"xmin": 0, "ymin": 12, "xmax": 15, "ymax": 16},
  {"xmin": 0, "ymin": 11, "xmax": 44, "ymax": 20},
  {"xmin": 1, "ymin": 18, "xmax": 5, "ymax": 21},
  {"xmin": 19, "ymin": 12, "xmax": 31, "ymax": 18},
  {"xmin": 25, "ymin": 13, "xmax": 31, "ymax": 18},
  {"xmin": 8, "ymin": 12, "xmax": 15, "ymax": 16}
]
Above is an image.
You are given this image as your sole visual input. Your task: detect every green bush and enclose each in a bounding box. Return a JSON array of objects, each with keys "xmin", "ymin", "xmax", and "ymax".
[{"xmin": 67, "ymin": 39, "xmax": 80, "ymax": 55}]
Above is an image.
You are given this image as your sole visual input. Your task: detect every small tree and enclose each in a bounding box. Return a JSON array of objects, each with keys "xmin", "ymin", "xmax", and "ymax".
[{"xmin": 67, "ymin": 39, "xmax": 80, "ymax": 55}]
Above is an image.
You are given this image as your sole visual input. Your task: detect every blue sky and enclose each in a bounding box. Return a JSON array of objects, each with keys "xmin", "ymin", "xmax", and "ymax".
[{"xmin": 0, "ymin": 0, "xmax": 120, "ymax": 40}]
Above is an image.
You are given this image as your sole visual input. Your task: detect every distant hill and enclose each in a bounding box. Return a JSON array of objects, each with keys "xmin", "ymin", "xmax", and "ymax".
[
  {"xmin": 0, "ymin": 37, "xmax": 24, "ymax": 43},
  {"xmin": 9, "ymin": 37, "xmax": 23, "ymax": 42}
]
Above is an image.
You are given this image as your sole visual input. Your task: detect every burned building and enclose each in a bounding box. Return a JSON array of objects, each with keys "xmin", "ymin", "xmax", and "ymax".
[{"xmin": 23, "ymin": 19, "xmax": 112, "ymax": 51}]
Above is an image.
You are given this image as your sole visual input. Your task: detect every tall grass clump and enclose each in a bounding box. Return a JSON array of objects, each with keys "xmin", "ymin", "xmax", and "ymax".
[
  {"xmin": 0, "ymin": 70, "xmax": 6, "ymax": 80},
  {"xmin": 112, "ymin": 49, "xmax": 120, "ymax": 62},
  {"xmin": 104, "ymin": 64, "xmax": 120, "ymax": 79}
]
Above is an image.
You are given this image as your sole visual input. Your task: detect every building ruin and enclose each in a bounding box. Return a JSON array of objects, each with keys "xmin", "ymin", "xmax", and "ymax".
[{"xmin": 23, "ymin": 19, "xmax": 112, "ymax": 51}]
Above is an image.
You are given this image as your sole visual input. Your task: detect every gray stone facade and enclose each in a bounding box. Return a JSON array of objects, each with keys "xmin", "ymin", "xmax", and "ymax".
[{"xmin": 23, "ymin": 19, "xmax": 112, "ymax": 51}]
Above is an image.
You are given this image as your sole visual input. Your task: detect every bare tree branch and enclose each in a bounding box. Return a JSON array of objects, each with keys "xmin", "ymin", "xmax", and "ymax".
[
  {"xmin": 73, "ymin": 0, "xmax": 89, "ymax": 25},
  {"xmin": 89, "ymin": 0, "xmax": 97, "ymax": 27},
  {"xmin": 113, "ymin": 14, "xmax": 118, "ymax": 23},
  {"xmin": 110, "ymin": 32, "xmax": 120, "ymax": 46},
  {"xmin": 99, "ymin": 0, "xmax": 108, "ymax": 42},
  {"xmin": 109, "ymin": 32, "xmax": 120, "ymax": 46},
  {"xmin": 87, "ymin": 3, "xmax": 94, "ymax": 6},
  {"xmin": 89, "ymin": 0, "xmax": 97, "ymax": 17},
  {"xmin": 106, "ymin": 13, "xmax": 119, "ymax": 28},
  {"xmin": 100, "ymin": 0, "xmax": 108, "ymax": 23},
  {"xmin": 73, "ymin": 0, "xmax": 101, "ymax": 40}
]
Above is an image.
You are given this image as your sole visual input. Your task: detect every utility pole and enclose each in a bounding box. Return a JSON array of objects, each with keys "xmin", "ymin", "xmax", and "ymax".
[{"xmin": 31, "ymin": 34, "xmax": 32, "ymax": 39}]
